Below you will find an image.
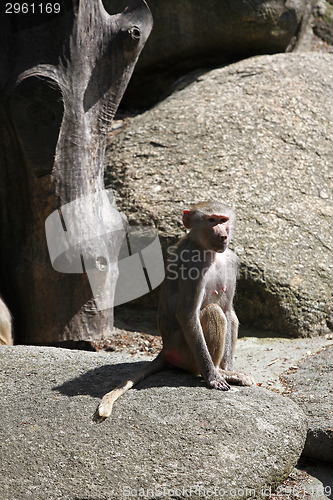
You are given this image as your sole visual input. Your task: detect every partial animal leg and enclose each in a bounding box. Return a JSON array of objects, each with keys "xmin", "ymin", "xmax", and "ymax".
[
  {"xmin": 219, "ymin": 311, "xmax": 254, "ymax": 386},
  {"xmin": 199, "ymin": 303, "xmax": 230, "ymax": 390}
]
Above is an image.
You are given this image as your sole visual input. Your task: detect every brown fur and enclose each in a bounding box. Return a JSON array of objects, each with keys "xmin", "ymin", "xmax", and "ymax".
[{"xmin": 95, "ymin": 201, "xmax": 254, "ymax": 422}]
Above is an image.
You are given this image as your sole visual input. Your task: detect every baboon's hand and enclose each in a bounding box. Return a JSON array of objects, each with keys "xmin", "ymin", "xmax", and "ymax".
[{"xmin": 207, "ymin": 372, "xmax": 230, "ymax": 391}]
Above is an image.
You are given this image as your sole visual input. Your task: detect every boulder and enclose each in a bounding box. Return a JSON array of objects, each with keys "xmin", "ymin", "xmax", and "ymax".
[
  {"xmin": 281, "ymin": 345, "xmax": 333, "ymax": 463},
  {"xmin": 0, "ymin": 346, "xmax": 307, "ymax": 500},
  {"xmin": 104, "ymin": 52, "xmax": 333, "ymax": 338},
  {"xmin": 103, "ymin": 0, "xmax": 316, "ymax": 108}
]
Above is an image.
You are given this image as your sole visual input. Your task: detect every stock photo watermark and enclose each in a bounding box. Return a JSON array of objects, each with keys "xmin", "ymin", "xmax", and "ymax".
[
  {"xmin": 164, "ymin": 246, "xmax": 270, "ymax": 283},
  {"xmin": 118, "ymin": 483, "xmax": 332, "ymax": 498},
  {"xmin": 45, "ymin": 190, "xmax": 291, "ymax": 305},
  {"xmin": 45, "ymin": 189, "xmax": 165, "ymax": 309},
  {"xmin": 166, "ymin": 246, "xmax": 219, "ymax": 281}
]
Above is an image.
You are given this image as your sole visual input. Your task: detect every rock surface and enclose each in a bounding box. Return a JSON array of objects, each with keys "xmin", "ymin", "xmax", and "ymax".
[
  {"xmin": 105, "ymin": 52, "xmax": 333, "ymax": 338},
  {"xmin": 281, "ymin": 345, "xmax": 333, "ymax": 463},
  {"xmin": 103, "ymin": 0, "xmax": 315, "ymax": 108},
  {"xmin": 0, "ymin": 346, "xmax": 307, "ymax": 500}
]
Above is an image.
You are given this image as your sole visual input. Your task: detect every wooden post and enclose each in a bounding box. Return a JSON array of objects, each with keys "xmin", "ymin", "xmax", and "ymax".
[{"xmin": 0, "ymin": 0, "xmax": 153, "ymax": 345}]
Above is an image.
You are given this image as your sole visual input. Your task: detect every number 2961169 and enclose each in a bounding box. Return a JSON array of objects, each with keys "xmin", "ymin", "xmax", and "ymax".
[{"xmin": 5, "ymin": 3, "xmax": 61, "ymax": 14}]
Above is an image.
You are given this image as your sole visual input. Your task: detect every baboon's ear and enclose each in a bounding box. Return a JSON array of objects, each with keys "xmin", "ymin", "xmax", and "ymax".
[{"xmin": 182, "ymin": 209, "xmax": 195, "ymax": 229}]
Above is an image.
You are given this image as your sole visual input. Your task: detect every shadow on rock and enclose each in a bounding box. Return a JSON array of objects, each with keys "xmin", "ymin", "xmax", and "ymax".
[{"xmin": 52, "ymin": 360, "xmax": 204, "ymax": 399}]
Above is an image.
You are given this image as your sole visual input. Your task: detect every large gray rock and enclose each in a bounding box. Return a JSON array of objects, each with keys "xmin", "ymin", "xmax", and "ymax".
[
  {"xmin": 281, "ymin": 345, "xmax": 333, "ymax": 463},
  {"xmin": 104, "ymin": 0, "xmax": 316, "ymax": 107},
  {"xmin": 105, "ymin": 52, "xmax": 333, "ymax": 338},
  {"xmin": 0, "ymin": 346, "xmax": 307, "ymax": 500}
]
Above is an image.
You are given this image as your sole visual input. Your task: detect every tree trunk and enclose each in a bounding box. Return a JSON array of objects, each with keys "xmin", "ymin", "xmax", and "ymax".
[{"xmin": 0, "ymin": 0, "xmax": 153, "ymax": 345}]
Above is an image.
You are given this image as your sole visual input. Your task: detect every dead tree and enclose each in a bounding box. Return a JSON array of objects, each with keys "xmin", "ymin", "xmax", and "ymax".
[{"xmin": 0, "ymin": 0, "xmax": 153, "ymax": 345}]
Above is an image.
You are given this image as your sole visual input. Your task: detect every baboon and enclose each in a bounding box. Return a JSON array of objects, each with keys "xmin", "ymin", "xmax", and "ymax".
[
  {"xmin": 0, "ymin": 296, "xmax": 13, "ymax": 346},
  {"xmin": 95, "ymin": 201, "xmax": 253, "ymax": 421}
]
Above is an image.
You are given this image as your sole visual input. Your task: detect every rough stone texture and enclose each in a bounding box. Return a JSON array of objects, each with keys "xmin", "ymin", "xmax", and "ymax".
[
  {"xmin": 104, "ymin": 52, "xmax": 333, "ymax": 338},
  {"xmin": 281, "ymin": 345, "xmax": 333, "ymax": 463},
  {"xmin": 313, "ymin": 0, "xmax": 333, "ymax": 45},
  {"xmin": 103, "ymin": 0, "xmax": 316, "ymax": 107},
  {"xmin": 233, "ymin": 334, "xmax": 333, "ymax": 393},
  {"xmin": 0, "ymin": 346, "xmax": 307, "ymax": 500}
]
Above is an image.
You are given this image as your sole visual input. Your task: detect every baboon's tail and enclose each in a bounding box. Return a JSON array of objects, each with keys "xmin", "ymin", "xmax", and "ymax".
[{"xmin": 94, "ymin": 351, "xmax": 167, "ymax": 422}]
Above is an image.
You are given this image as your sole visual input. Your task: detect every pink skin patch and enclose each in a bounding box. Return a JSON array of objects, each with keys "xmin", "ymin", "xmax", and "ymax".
[{"xmin": 165, "ymin": 349, "xmax": 183, "ymax": 367}]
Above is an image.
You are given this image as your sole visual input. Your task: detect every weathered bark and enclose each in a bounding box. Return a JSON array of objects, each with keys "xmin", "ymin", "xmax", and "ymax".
[{"xmin": 0, "ymin": 0, "xmax": 153, "ymax": 344}]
